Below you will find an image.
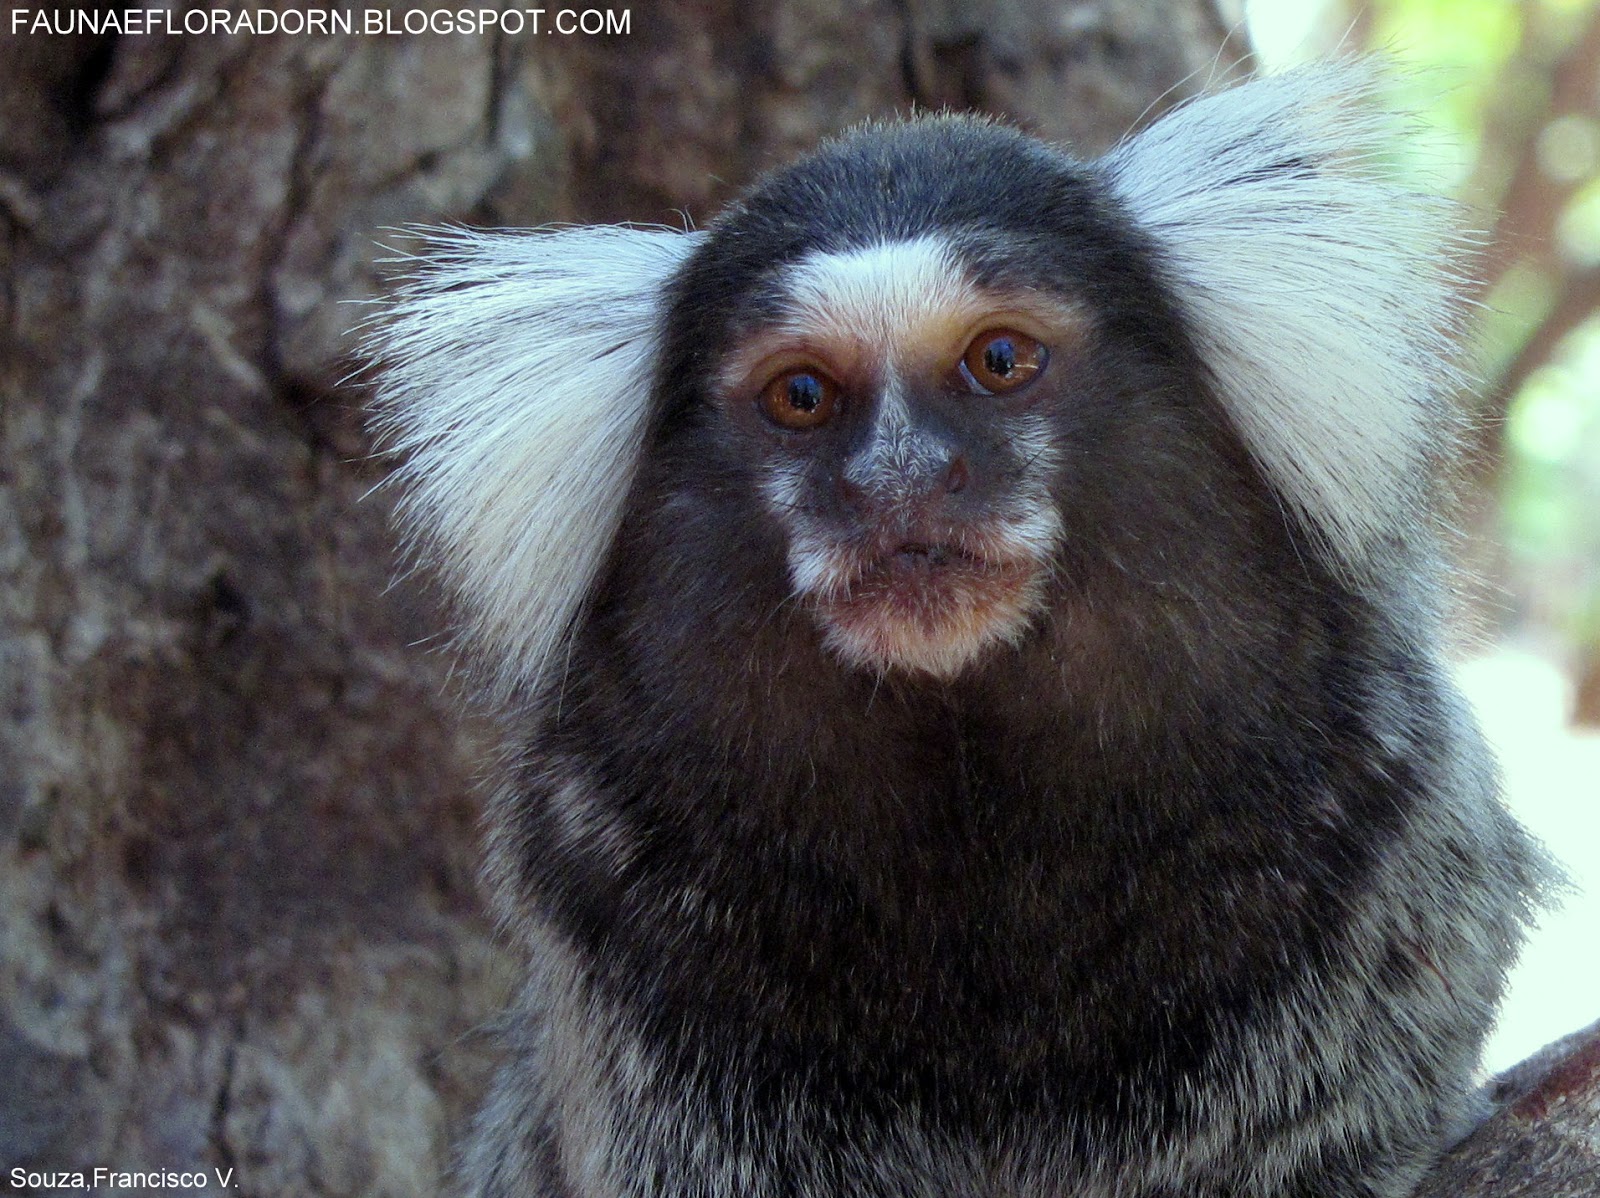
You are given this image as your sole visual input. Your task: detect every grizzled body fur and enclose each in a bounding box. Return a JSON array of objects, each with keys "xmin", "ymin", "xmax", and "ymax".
[{"xmin": 374, "ymin": 65, "xmax": 1542, "ymax": 1198}]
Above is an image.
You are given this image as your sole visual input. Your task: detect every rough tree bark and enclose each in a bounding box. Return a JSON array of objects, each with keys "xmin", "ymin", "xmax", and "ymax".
[
  {"xmin": 1417, "ymin": 1021, "xmax": 1600, "ymax": 1198},
  {"xmin": 1, "ymin": 3, "xmax": 1590, "ymax": 1197}
]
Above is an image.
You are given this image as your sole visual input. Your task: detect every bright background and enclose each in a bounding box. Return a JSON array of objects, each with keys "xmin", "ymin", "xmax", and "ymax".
[{"xmin": 1246, "ymin": 0, "xmax": 1600, "ymax": 1071}]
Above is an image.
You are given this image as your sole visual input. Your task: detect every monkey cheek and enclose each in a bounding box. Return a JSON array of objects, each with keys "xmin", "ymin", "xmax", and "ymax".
[{"xmin": 812, "ymin": 563, "xmax": 1044, "ymax": 679}]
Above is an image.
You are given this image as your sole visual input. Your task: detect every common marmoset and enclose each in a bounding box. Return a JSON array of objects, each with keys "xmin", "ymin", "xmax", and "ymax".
[{"xmin": 373, "ymin": 61, "xmax": 1544, "ymax": 1198}]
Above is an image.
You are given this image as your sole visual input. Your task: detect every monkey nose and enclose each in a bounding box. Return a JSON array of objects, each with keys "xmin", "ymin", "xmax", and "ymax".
[{"xmin": 837, "ymin": 451, "xmax": 971, "ymax": 516}]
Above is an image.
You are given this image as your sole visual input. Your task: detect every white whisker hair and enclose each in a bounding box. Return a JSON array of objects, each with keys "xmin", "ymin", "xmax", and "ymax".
[
  {"xmin": 1101, "ymin": 59, "xmax": 1475, "ymax": 573},
  {"xmin": 367, "ymin": 224, "xmax": 703, "ymax": 696}
]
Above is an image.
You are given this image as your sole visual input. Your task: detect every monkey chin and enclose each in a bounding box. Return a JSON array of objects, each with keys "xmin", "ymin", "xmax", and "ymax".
[{"xmin": 811, "ymin": 546, "xmax": 1042, "ymax": 679}]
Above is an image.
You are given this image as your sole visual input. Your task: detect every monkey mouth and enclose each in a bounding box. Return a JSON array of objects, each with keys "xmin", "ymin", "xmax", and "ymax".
[
  {"xmin": 803, "ymin": 535, "xmax": 1045, "ymax": 678},
  {"xmin": 845, "ymin": 541, "xmax": 1034, "ymax": 615},
  {"xmin": 885, "ymin": 541, "xmax": 964, "ymax": 574}
]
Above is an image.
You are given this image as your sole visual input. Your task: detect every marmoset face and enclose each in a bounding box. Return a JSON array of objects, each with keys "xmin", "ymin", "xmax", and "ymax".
[
  {"xmin": 705, "ymin": 236, "xmax": 1085, "ymax": 678},
  {"xmin": 631, "ymin": 119, "xmax": 1240, "ymax": 688}
]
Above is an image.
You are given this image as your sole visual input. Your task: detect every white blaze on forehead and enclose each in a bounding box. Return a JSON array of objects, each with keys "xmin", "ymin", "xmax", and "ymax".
[
  {"xmin": 770, "ymin": 235, "xmax": 981, "ymax": 365},
  {"xmin": 717, "ymin": 234, "xmax": 1088, "ymax": 399}
]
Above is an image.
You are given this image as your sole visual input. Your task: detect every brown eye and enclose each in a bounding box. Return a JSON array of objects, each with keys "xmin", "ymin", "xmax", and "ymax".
[
  {"xmin": 960, "ymin": 329, "xmax": 1048, "ymax": 395},
  {"xmin": 759, "ymin": 368, "xmax": 840, "ymax": 430}
]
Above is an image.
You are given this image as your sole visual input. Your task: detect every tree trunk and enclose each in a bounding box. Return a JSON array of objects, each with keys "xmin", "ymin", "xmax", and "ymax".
[{"xmin": 4, "ymin": 4, "xmax": 1585, "ymax": 1197}]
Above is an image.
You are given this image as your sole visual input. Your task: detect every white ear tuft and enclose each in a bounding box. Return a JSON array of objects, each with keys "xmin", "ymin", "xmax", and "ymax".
[
  {"xmin": 368, "ymin": 225, "xmax": 703, "ymax": 696},
  {"xmin": 1100, "ymin": 60, "xmax": 1475, "ymax": 571}
]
